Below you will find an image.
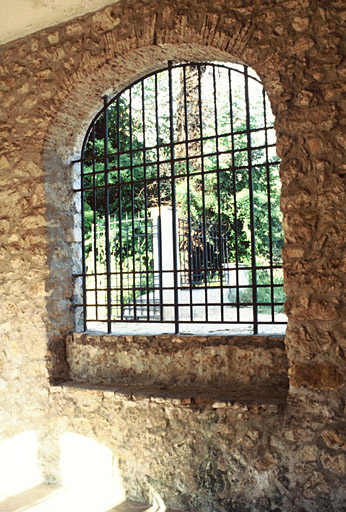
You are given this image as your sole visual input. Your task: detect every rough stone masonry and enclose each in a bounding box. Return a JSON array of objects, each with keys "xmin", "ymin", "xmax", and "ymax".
[{"xmin": 0, "ymin": 0, "xmax": 345, "ymax": 510}]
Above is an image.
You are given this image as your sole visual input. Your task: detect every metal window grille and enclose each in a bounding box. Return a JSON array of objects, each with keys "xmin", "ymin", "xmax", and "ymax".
[{"xmin": 73, "ymin": 62, "xmax": 287, "ymax": 335}]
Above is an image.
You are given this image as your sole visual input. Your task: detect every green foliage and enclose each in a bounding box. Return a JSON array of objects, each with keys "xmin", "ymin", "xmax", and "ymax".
[
  {"xmin": 82, "ymin": 64, "xmax": 284, "ymax": 310},
  {"xmin": 256, "ymin": 263, "xmax": 285, "ymax": 313}
]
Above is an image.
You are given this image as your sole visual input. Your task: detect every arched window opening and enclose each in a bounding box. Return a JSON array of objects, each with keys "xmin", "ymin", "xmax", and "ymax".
[{"xmin": 74, "ymin": 62, "xmax": 287, "ymax": 335}]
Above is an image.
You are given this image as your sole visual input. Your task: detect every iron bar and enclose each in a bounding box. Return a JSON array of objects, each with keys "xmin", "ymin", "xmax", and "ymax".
[
  {"xmin": 183, "ymin": 65, "xmax": 194, "ymax": 322},
  {"xmin": 141, "ymin": 79, "xmax": 151, "ymax": 321},
  {"xmin": 168, "ymin": 61, "xmax": 180, "ymax": 333},
  {"xmin": 78, "ymin": 161, "xmax": 280, "ymax": 198},
  {"xmin": 213, "ymin": 65, "xmax": 225, "ymax": 322},
  {"xmin": 263, "ymin": 87, "xmax": 275, "ymax": 323},
  {"xmin": 91, "ymin": 124, "xmax": 99, "ymax": 322},
  {"xmin": 80, "ymin": 155, "xmax": 87, "ymax": 332},
  {"xmin": 197, "ymin": 65, "xmax": 209, "ymax": 323},
  {"xmin": 116, "ymin": 98, "xmax": 125, "ymax": 320},
  {"xmin": 78, "ymin": 62, "xmax": 285, "ymax": 334},
  {"xmin": 103, "ymin": 95, "xmax": 112, "ymax": 333},
  {"xmin": 244, "ymin": 67, "xmax": 258, "ymax": 334},
  {"xmin": 129, "ymin": 88, "xmax": 137, "ymax": 322},
  {"xmin": 228, "ymin": 69, "xmax": 241, "ymax": 321},
  {"xmin": 73, "ymin": 128, "xmax": 276, "ymax": 167},
  {"xmin": 154, "ymin": 72, "xmax": 164, "ymax": 322}
]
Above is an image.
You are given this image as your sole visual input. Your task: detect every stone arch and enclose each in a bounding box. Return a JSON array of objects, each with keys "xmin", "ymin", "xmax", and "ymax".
[
  {"xmin": 43, "ymin": 0, "xmax": 286, "ymax": 159},
  {"xmin": 43, "ymin": 2, "xmax": 288, "ymax": 381}
]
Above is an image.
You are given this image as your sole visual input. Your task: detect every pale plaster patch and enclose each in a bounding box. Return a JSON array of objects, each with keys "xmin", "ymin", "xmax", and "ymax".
[{"xmin": 0, "ymin": 0, "xmax": 119, "ymax": 45}]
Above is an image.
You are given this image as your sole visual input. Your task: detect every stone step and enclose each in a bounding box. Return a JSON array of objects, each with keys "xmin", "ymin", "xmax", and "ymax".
[
  {"xmin": 0, "ymin": 485, "xmax": 180, "ymax": 512},
  {"xmin": 110, "ymin": 500, "xmax": 181, "ymax": 511}
]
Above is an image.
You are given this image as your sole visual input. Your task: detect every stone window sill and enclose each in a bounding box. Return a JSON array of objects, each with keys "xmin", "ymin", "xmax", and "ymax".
[
  {"xmin": 55, "ymin": 333, "xmax": 288, "ymax": 410},
  {"xmin": 52, "ymin": 380, "xmax": 287, "ymax": 413}
]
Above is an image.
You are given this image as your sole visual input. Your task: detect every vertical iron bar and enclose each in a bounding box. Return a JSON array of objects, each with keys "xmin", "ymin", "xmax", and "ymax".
[
  {"xmin": 229, "ymin": 69, "xmax": 240, "ymax": 321},
  {"xmin": 197, "ymin": 64, "xmax": 209, "ymax": 322},
  {"xmin": 214, "ymin": 225, "xmax": 217, "ymax": 280},
  {"xmin": 137, "ymin": 211, "xmax": 143, "ymax": 311},
  {"xmin": 212, "ymin": 65, "xmax": 225, "ymax": 321},
  {"xmin": 208, "ymin": 223, "xmax": 212, "ymax": 282},
  {"xmin": 126, "ymin": 212, "xmax": 130, "ymax": 305},
  {"xmin": 141, "ymin": 79, "xmax": 150, "ymax": 321},
  {"xmin": 116, "ymin": 98, "xmax": 124, "ymax": 320},
  {"xmin": 155, "ymin": 73, "xmax": 164, "ymax": 321},
  {"xmin": 197, "ymin": 226, "xmax": 201, "ymax": 283},
  {"xmin": 91, "ymin": 124, "xmax": 99, "ymax": 321},
  {"xmin": 80, "ymin": 158, "xmax": 87, "ymax": 332},
  {"xmin": 129, "ymin": 89, "xmax": 137, "ymax": 321},
  {"xmin": 244, "ymin": 66, "xmax": 258, "ymax": 334},
  {"xmin": 103, "ymin": 95, "xmax": 112, "ymax": 333},
  {"xmin": 183, "ymin": 65, "xmax": 194, "ymax": 322},
  {"xmin": 110, "ymin": 215, "xmax": 115, "ymax": 316},
  {"xmin": 263, "ymin": 87, "xmax": 275, "ymax": 322},
  {"xmin": 168, "ymin": 61, "xmax": 180, "ymax": 333}
]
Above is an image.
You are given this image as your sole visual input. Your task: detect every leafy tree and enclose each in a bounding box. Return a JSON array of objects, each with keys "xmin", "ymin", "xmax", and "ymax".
[{"xmin": 82, "ymin": 63, "xmax": 284, "ymax": 310}]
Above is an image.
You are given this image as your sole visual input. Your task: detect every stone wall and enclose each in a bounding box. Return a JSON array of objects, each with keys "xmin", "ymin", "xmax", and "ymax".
[
  {"xmin": 66, "ymin": 334, "xmax": 288, "ymax": 394},
  {"xmin": 0, "ymin": 0, "xmax": 345, "ymax": 510}
]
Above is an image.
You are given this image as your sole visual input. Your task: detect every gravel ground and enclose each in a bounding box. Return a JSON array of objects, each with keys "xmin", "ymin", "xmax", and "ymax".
[{"xmin": 86, "ymin": 307, "xmax": 287, "ymax": 336}]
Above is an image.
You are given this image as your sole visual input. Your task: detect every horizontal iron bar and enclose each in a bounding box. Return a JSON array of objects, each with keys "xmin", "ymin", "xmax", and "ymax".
[
  {"xmin": 76, "ymin": 162, "xmax": 280, "ymax": 194},
  {"xmin": 73, "ymin": 125, "xmax": 275, "ymax": 165},
  {"xmin": 81, "ymin": 318, "xmax": 287, "ymax": 325}
]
